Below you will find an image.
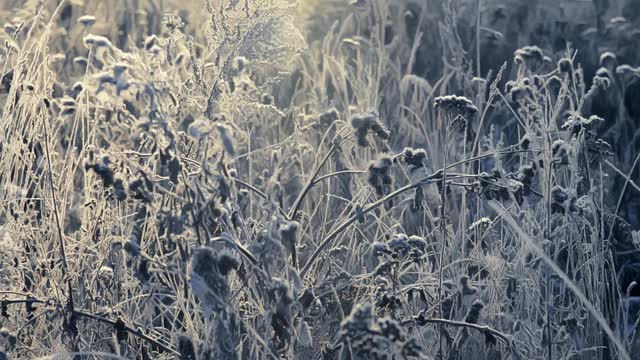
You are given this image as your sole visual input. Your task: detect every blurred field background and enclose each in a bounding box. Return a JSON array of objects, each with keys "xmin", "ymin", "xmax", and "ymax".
[{"xmin": 1, "ymin": 0, "xmax": 640, "ymax": 359}]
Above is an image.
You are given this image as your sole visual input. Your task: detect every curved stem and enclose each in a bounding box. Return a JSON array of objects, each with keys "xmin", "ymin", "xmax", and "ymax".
[{"xmin": 288, "ymin": 144, "xmax": 337, "ymax": 220}]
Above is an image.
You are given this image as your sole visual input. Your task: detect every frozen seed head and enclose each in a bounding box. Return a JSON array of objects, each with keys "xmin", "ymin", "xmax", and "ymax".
[
  {"xmin": 279, "ymin": 221, "xmax": 299, "ymax": 249},
  {"xmin": 508, "ymin": 85, "xmax": 527, "ymax": 102},
  {"xmin": 407, "ymin": 235, "xmax": 426, "ymax": 252},
  {"xmin": 459, "ymin": 275, "xmax": 469, "ymax": 286},
  {"xmin": 557, "ymin": 58, "xmax": 572, "ymax": 73},
  {"xmin": 616, "ymin": 64, "xmax": 639, "ymax": 75},
  {"xmin": 367, "ymin": 156, "xmax": 393, "ymax": 195},
  {"xmin": 85, "ymin": 156, "xmax": 115, "ymax": 187},
  {"xmin": 599, "ymin": 51, "xmax": 617, "ymax": 68},
  {"xmin": 98, "ymin": 265, "xmax": 114, "ymax": 280},
  {"xmin": 519, "ymin": 133, "xmax": 531, "ymax": 150},
  {"xmin": 401, "ymin": 337, "xmax": 426, "ymax": 358},
  {"xmin": 111, "ymin": 63, "xmax": 129, "ymax": 78},
  {"xmin": 434, "ymin": 95, "xmax": 478, "ymax": 117},
  {"xmin": 83, "ymin": 34, "xmax": 113, "ymax": 49},
  {"xmin": 468, "ymin": 217, "xmax": 492, "ymax": 235},
  {"xmin": 60, "ymin": 107, "xmax": 76, "ymax": 116},
  {"xmin": 3, "ymin": 23, "xmax": 16, "ymax": 34},
  {"xmin": 595, "ymin": 67, "xmax": 612, "ymax": 80},
  {"xmin": 351, "ymin": 113, "xmax": 389, "ymax": 147},
  {"xmin": 190, "ymin": 246, "xmax": 236, "ymax": 312},
  {"xmin": 319, "ymin": 107, "xmax": 339, "ymax": 126},
  {"xmin": 231, "ymin": 56, "xmax": 249, "ymax": 74},
  {"xmin": 389, "ymin": 234, "xmax": 410, "ymax": 257},
  {"xmin": 124, "ymin": 238, "xmax": 140, "ymax": 258},
  {"xmin": 148, "ymin": 44, "xmax": 162, "ymax": 56},
  {"xmin": 340, "ymin": 303, "xmax": 375, "ymax": 337},
  {"xmin": 73, "ymin": 56, "xmax": 88, "ymax": 67},
  {"xmin": 402, "ymin": 147, "xmax": 427, "ymax": 168},
  {"xmin": 176, "ymin": 335, "xmax": 196, "ymax": 360},
  {"xmin": 464, "ymin": 299, "xmax": 484, "ymax": 323},
  {"xmin": 378, "ymin": 317, "xmax": 405, "ymax": 342},
  {"xmin": 368, "ymin": 161, "xmax": 391, "ymax": 178},
  {"xmin": 77, "ymin": 15, "xmax": 96, "ymax": 27},
  {"xmin": 144, "ymin": 34, "xmax": 158, "ymax": 51},
  {"xmin": 371, "ymin": 242, "xmax": 391, "ymax": 257},
  {"xmin": 217, "ymin": 249, "xmax": 240, "ymax": 276},
  {"xmin": 593, "ymin": 68, "xmax": 611, "ymax": 89},
  {"xmin": 260, "ymin": 93, "xmax": 274, "ymax": 105},
  {"xmin": 562, "ymin": 113, "xmax": 604, "ymax": 136},
  {"xmin": 514, "ymin": 45, "xmax": 544, "ymax": 67},
  {"xmin": 551, "ymin": 186, "xmax": 569, "ymax": 205},
  {"xmin": 552, "ymin": 139, "xmax": 569, "ymax": 165},
  {"xmin": 49, "ymin": 53, "xmax": 66, "ymax": 64}
]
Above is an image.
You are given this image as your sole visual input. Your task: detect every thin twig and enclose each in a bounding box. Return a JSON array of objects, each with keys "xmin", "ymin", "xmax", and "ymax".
[
  {"xmin": 41, "ymin": 114, "xmax": 74, "ymax": 314},
  {"xmin": 73, "ymin": 310, "xmax": 179, "ymax": 356}
]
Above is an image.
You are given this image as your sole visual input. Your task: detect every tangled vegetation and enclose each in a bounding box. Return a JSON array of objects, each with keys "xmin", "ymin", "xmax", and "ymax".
[{"xmin": 0, "ymin": 0, "xmax": 639, "ymax": 359}]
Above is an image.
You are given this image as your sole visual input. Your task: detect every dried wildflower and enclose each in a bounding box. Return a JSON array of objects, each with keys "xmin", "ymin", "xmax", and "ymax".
[
  {"xmin": 77, "ymin": 15, "xmax": 96, "ymax": 27},
  {"xmin": 70, "ymin": 81, "xmax": 84, "ymax": 98},
  {"xmin": 113, "ymin": 178, "xmax": 127, "ymax": 201},
  {"xmin": 83, "ymin": 34, "xmax": 113, "ymax": 49},
  {"xmin": 402, "ymin": 147, "xmax": 427, "ymax": 169},
  {"xmin": 60, "ymin": 107, "xmax": 76, "ymax": 116},
  {"xmin": 351, "ymin": 113, "xmax": 390, "ymax": 147},
  {"xmin": 367, "ymin": 156, "xmax": 393, "ymax": 196},
  {"xmin": 177, "ymin": 335, "xmax": 197, "ymax": 360},
  {"xmin": 319, "ymin": 107, "xmax": 339, "ymax": 127},
  {"xmin": 371, "ymin": 242, "xmax": 391, "ymax": 257},
  {"xmin": 587, "ymin": 138, "xmax": 613, "ymax": 159},
  {"xmin": 148, "ymin": 44, "xmax": 162, "ymax": 56},
  {"xmin": 190, "ymin": 246, "xmax": 238, "ymax": 313},
  {"xmin": 514, "ymin": 45, "xmax": 544, "ymax": 68},
  {"xmin": 515, "ymin": 164, "xmax": 536, "ymax": 196},
  {"xmin": 463, "ymin": 299, "xmax": 484, "ymax": 323},
  {"xmin": 279, "ymin": 221, "xmax": 298, "ymax": 251},
  {"xmin": 271, "ymin": 279, "xmax": 295, "ymax": 352},
  {"xmin": 0, "ymin": 328, "xmax": 17, "ymax": 349},
  {"xmin": 217, "ymin": 250, "xmax": 240, "ymax": 276},
  {"xmin": 562, "ymin": 114, "xmax": 604, "ymax": 137},
  {"xmin": 558, "ymin": 58, "xmax": 572, "ymax": 73},
  {"xmin": 599, "ymin": 51, "xmax": 617, "ymax": 68},
  {"xmin": 459, "ymin": 275, "xmax": 478, "ymax": 296},
  {"xmin": 124, "ymin": 238, "xmax": 140, "ymax": 258},
  {"xmin": 434, "ymin": 95, "xmax": 478, "ymax": 117},
  {"xmin": 72, "ymin": 57, "xmax": 89, "ymax": 68},
  {"xmin": 552, "ymin": 139, "xmax": 570, "ymax": 165},
  {"xmin": 260, "ymin": 93, "xmax": 274, "ymax": 105},
  {"xmin": 401, "ymin": 337, "xmax": 426, "ymax": 358},
  {"xmin": 3, "ymin": 23, "xmax": 16, "ymax": 35},
  {"xmin": 616, "ymin": 64, "xmax": 639, "ymax": 75},
  {"xmin": 144, "ymin": 34, "xmax": 158, "ymax": 51},
  {"xmin": 340, "ymin": 303, "xmax": 375, "ymax": 338},
  {"xmin": 519, "ymin": 133, "xmax": 532, "ymax": 150},
  {"xmin": 378, "ymin": 318, "xmax": 404, "ymax": 342},
  {"xmin": 551, "ymin": 186, "xmax": 569, "ymax": 213},
  {"xmin": 509, "ymin": 84, "xmax": 528, "ymax": 102},
  {"xmin": 389, "ymin": 234, "xmax": 411, "ymax": 258},
  {"xmin": 593, "ymin": 68, "xmax": 611, "ymax": 89},
  {"xmin": 85, "ymin": 156, "xmax": 115, "ymax": 187},
  {"xmin": 231, "ymin": 56, "xmax": 249, "ymax": 74}
]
